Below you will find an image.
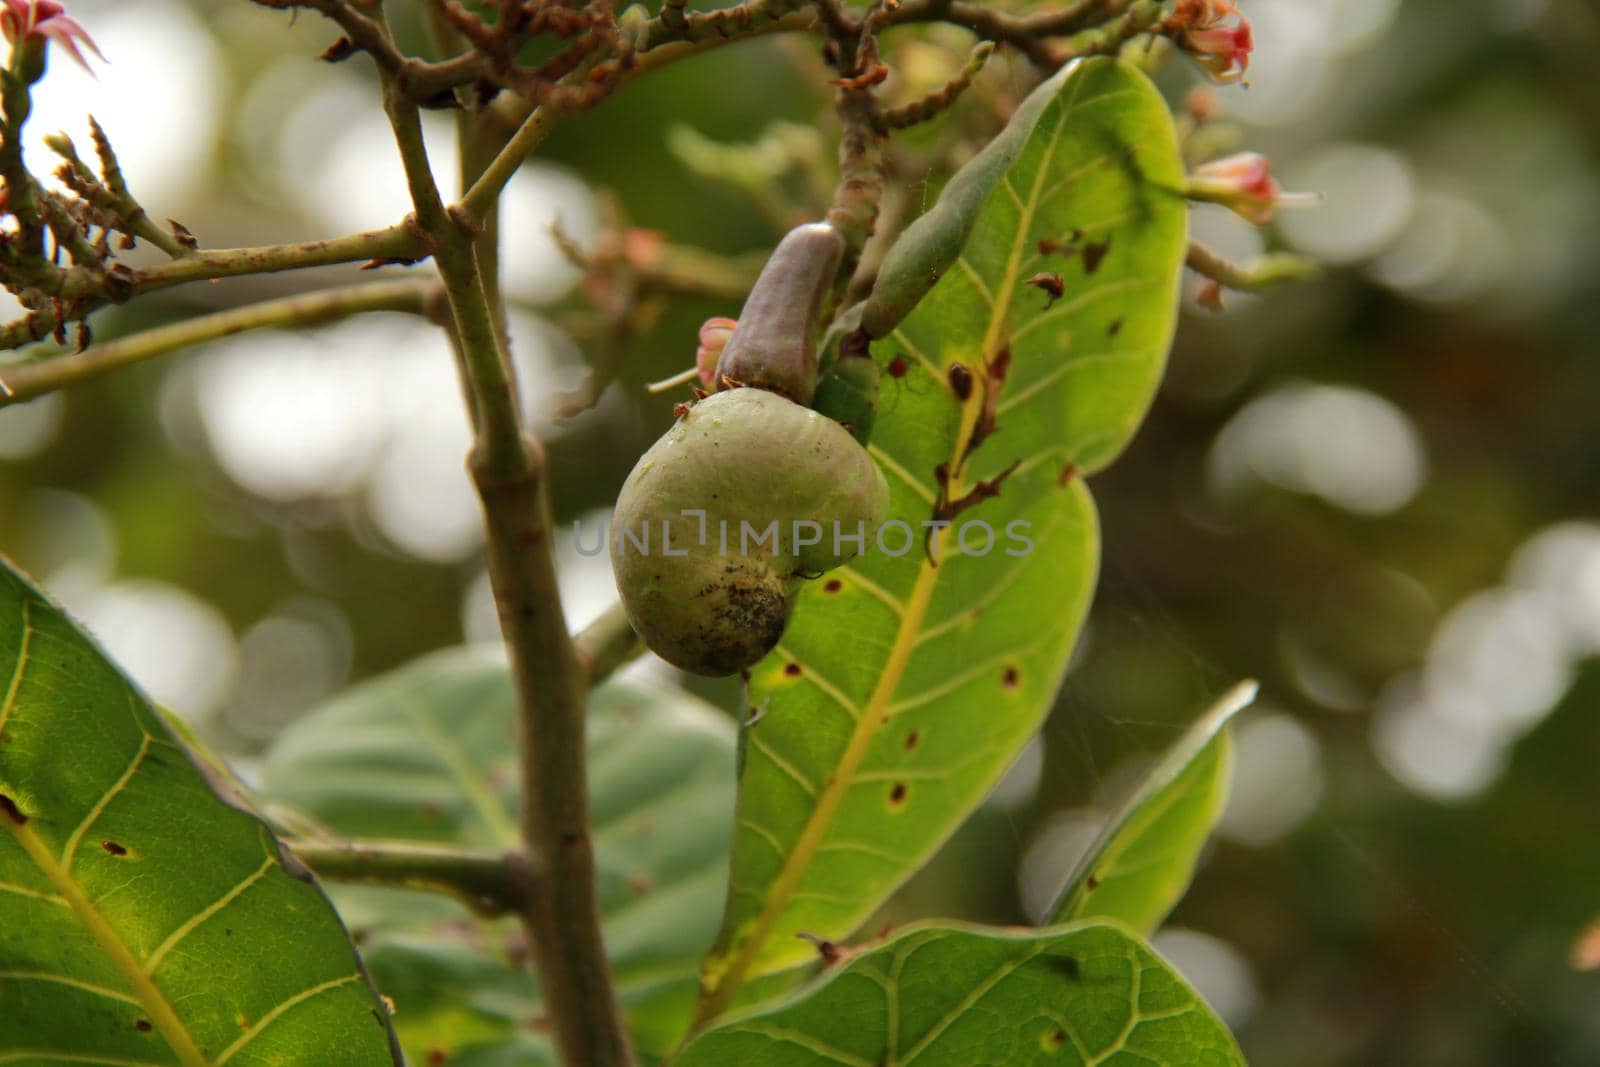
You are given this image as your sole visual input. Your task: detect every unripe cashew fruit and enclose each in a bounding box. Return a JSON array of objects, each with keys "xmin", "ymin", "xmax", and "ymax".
[{"xmin": 611, "ymin": 388, "xmax": 888, "ymax": 677}]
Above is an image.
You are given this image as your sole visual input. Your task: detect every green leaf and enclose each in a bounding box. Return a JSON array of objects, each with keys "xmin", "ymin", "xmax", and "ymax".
[
  {"xmin": 1049, "ymin": 681, "xmax": 1258, "ymax": 933},
  {"xmin": 699, "ymin": 56, "xmax": 1188, "ymax": 1014},
  {"xmin": 260, "ymin": 649, "xmax": 737, "ymax": 1065},
  {"xmin": 676, "ymin": 922, "xmax": 1245, "ymax": 1066},
  {"xmin": 0, "ymin": 557, "xmax": 400, "ymax": 1066}
]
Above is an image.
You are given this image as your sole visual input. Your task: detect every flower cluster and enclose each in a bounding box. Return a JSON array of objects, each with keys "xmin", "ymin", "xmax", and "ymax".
[
  {"xmin": 1163, "ymin": 0, "xmax": 1252, "ymax": 84},
  {"xmin": 1, "ymin": 0, "xmax": 101, "ymax": 72}
]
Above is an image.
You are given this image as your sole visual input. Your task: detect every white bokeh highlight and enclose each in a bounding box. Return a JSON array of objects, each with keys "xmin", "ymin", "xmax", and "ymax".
[
  {"xmin": 1219, "ymin": 713, "xmax": 1324, "ymax": 847},
  {"xmin": 69, "ymin": 579, "xmax": 239, "ymax": 721},
  {"xmin": 1371, "ymin": 521, "xmax": 1600, "ymax": 801},
  {"xmin": 1208, "ymin": 383, "xmax": 1428, "ymax": 515}
]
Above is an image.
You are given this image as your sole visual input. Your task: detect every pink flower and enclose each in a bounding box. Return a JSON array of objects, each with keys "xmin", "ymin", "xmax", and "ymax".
[
  {"xmin": 695, "ymin": 317, "xmax": 737, "ymax": 388},
  {"xmin": 1, "ymin": 0, "xmax": 104, "ymax": 72},
  {"xmin": 1187, "ymin": 152, "xmax": 1283, "ymax": 225},
  {"xmin": 1164, "ymin": 0, "xmax": 1252, "ymax": 84}
]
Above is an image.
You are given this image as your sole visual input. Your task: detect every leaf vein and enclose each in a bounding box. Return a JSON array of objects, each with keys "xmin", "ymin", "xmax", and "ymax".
[
  {"xmin": 747, "ymin": 732, "xmax": 820, "ymax": 799},
  {"xmin": 0, "ymin": 969, "xmax": 141, "ymax": 1006},
  {"xmin": 143, "ymin": 851, "xmax": 277, "ymax": 976},
  {"xmin": 213, "ymin": 972, "xmax": 362, "ymax": 1066},
  {"xmin": 62, "ymin": 730, "xmax": 152, "ymax": 870},
  {"xmin": 0, "ymin": 599, "xmax": 33, "ymax": 738}
]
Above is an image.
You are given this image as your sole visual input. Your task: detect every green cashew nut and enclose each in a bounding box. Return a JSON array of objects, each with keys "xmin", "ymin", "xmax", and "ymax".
[{"xmin": 611, "ymin": 388, "xmax": 888, "ymax": 677}]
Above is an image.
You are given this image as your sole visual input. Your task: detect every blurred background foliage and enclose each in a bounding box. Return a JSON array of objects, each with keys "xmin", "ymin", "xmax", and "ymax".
[{"xmin": 1, "ymin": 0, "xmax": 1598, "ymax": 1063}]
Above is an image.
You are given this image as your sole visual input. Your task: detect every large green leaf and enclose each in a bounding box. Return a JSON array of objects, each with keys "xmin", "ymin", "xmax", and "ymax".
[
  {"xmin": 260, "ymin": 649, "xmax": 736, "ymax": 1065},
  {"xmin": 676, "ymin": 922, "xmax": 1244, "ymax": 1066},
  {"xmin": 1049, "ymin": 681, "xmax": 1258, "ymax": 933},
  {"xmin": 699, "ymin": 57, "xmax": 1188, "ymax": 1012},
  {"xmin": 0, "ymin": 556, "xmax": 400, "ymax": 1066}
]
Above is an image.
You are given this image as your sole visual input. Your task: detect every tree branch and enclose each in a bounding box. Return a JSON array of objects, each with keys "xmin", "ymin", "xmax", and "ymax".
[
  {"xmin": 289, "ymin": 838, "xmax": 530, "ymax": 914},
  {"xmin": 379, "ymin": 54, "xmax": 637, "ymax": 1067},
  {"xmin": 0, "ymin": 280, "xmax": 435, "ymax": 406},
  {"xmin": 575, "ymin": 603, "xmax": 645, "ymax": 689}
]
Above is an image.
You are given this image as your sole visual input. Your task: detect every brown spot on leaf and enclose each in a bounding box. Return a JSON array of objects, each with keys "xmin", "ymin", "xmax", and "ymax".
[
  {"xmin": 887, "ymin": 355, "xmax": 908, "ymax": 379},
  {"xmin": 1025, "ymin": 272, "xmax": 1065, "ymax": 309},
  {"xmin": 784, "ymin": 662, "xmax": 803, "ymax": 678},
  {"xmin": 1082, "ymin": 237, "xmax": 1112, "ymax": 274},
  {"xmin": 962, "ymin": 346, "xmax": 1012, "ymax": 466},
  {"xmin": 1057, "ymin": 463, "xmax": 1079, "ymax": 488},
  {"xmin": 101, "ymin": 840, "xmax": 128, "ymax": 856},
  {"xmin": 1001, "ymin": 665, "xmax": 1020, "ymax": 690},
  {"xmin": 135, "ymin": 1019, "xmax": 152, "ymax": 1033},
  {"xmin": 426, "ymin": 1049, "xmax": 449, "ymax": 1066},
  {"xmin": 905, "ymin": 730, "xmax": 920, "ymax": 750},
  {"xmin": 1107, "ymin": 316, "xmax": 1124, "ymax": 338},
  {"xmin": 823, "ymin": 579, "xmax": 843, "ymax": 594},
  {"xmin": 947, "ymin": 362, "xmax": 973, "ymax": 401},
  {"xmin": 797, "ymin": 931, "xmax": 848, "ymax": 965},
  {"xmin": 888, "ymin": 782, "xmax": 908, "ymax": 807},
  {"xmin": 1047, "ymin": 954, "xmax": 1082, "ymax": 982},
  {"xmin": 933, "ymin": 459, "xmax": 1021, "ymax": 525},
  {"xmin": 1087, "ymin": 872, "xmax": 1101, "ymax": 890}
]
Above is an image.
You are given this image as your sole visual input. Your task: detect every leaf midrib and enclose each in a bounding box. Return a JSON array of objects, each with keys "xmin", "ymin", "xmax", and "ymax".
[
  {"xmin": 701, "ymin": 84, "xmax": 1079, "ymax": 1020},
  {"xmin": 3, "ymin": 815, "xmax": 211, "ymax": 1067}
]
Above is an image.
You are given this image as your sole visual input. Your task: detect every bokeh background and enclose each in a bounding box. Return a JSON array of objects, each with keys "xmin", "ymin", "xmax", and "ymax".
[{"xmin": 2, "ymin": 0, "xmax": 1597, "ymax": 1063}]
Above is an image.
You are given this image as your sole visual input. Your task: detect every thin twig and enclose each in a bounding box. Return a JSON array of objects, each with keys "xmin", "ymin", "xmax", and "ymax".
[
  {"xmin": 878, "ymin": 41, "xmax": 994, "ymax": 130},
  {"xmin": 0, "ymin": 225, "xmax": 424, "ymax": 351},
  {"xmin": 0, "ymin": 280, "xmax": 435, "ymax": 407},
  {"xmin": 289, "ymin": 838, "xmax": 531, "ymax": 913},
  {"xmin": 575, "ymin": 603, "xmax": 645, "ymax": 688},
  {"xmin": 460, "ymin": 104, "xmax": 559, "ymax": 222}
]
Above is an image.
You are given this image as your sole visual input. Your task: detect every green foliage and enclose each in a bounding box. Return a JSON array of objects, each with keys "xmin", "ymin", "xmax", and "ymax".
[
  {"xmin": 260, "ymin": 649, "xmax": 738, "ymax": 1065},
  {"xmin": 699, "ymin": 56, "xmax": 1188, "ymax": 1013},
  {"xmin": 0, "ymin": 557, "xmax": 399, "ymax": 1066},
  {"xmin": 1050, "ymin": 682, "xmax": 1257, "ymax": 933},
  {"xmin": 677, "ymin": 922, "xmax": 1245, "ymax": 1066}
]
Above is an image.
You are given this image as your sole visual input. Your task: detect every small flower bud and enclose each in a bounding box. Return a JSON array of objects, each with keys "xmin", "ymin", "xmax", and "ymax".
[
  {"xmin": 1187, "ymin": 152, "xmax": 1301, "ymax": 226},
  {"xmin": 695, "ymin": 317, "xmax": 737, "ymax": 388}
]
